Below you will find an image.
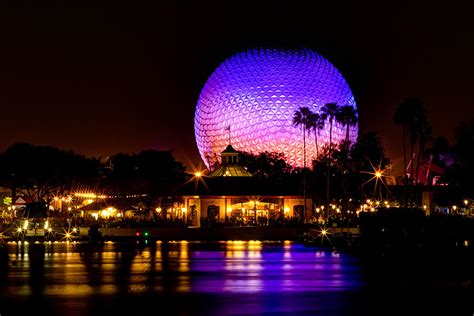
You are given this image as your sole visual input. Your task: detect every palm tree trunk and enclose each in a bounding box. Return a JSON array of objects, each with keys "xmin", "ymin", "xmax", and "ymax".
[
  {"xmin": 415, "ymin": 143, "xmax": 421, "ymax": 185},
  {"xmin": 410, "ymin": 141, "xmax": 415, "ymax": 207},
  {"xmin": 303, "ymin": 127, "xmax": 306, "ymax": 220},
  {"xmin": 329, "ymin": 121, "xmax": 333, "ymax": 152},
  {"xmin": 314, "ymin": 131, "xmax": 319, "ymax": 159},
  {"xmin": 415, "ymin": 140, "xmax": 423, "ymax": 209},
  {"xmin": 327, "ymin": 121, "xmax": 332, "ymax": 212},
  {"xmin": 326, "ymin": 160, "xmax": 330, "ymax": 213},
  {"xmin": 403, "ymin": 124, "xmax": 407, "ymax": 208},
  {"xmin": 303, "ymin": 127, "xmax": 306, "ymax": 170}
]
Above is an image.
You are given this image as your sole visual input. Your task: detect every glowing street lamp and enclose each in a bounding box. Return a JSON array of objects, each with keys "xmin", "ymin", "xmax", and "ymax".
[
  {"xmin": 361, "ymin": 160, "xmax": 390, "ymax": 200},
  {"xmin": 185, "ymin": 167, "xmax": 208, "ymax": 193},
  {"xmin": 317, "ymin": 226, "xmax": 332, "ymax": 246}
]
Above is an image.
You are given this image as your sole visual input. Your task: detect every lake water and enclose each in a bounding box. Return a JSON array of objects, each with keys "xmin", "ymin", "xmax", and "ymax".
[{"xmin": 0, "ymin": 241, "xmax": 471, "ymax": 315}]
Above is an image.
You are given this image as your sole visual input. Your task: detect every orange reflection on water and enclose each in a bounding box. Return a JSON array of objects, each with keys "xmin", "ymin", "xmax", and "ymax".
[
  {"xmin": 178, "ymin": 240, "xmax": 189, "ymax": 272},
  {"xmin": 224, "ymin": 241, "xmax": 263, "ymax": 292}
]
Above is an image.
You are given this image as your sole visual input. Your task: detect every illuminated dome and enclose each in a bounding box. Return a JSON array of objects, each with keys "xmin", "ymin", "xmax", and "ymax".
[{"xmin": 195, "ymin": 48, "xmax": 357, "ymax": 168}]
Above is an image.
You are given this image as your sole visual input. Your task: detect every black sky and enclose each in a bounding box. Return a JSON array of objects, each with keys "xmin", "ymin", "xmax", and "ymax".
[{"xmin": 1, "ymin": 0, "xmax": 473, "ymax": 168}]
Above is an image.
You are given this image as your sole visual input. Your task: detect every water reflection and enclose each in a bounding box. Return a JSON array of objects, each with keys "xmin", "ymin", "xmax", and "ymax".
[
  {"xmin": 223, "ymin": 241, "xmax": 263, "ymax": 292},
  {"xmin": 0, "ymin": 240, "xmax": 363, "ymax": 314},
  {"xmin": 1, "ymin": 241, "xmax": 362, "ymax": 296}
]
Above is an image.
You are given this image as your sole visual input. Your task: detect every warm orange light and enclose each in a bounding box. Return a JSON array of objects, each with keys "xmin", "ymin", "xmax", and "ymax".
[{"xmin": 194, "ymin": 172, "xmax": 202, "ymax": 177}]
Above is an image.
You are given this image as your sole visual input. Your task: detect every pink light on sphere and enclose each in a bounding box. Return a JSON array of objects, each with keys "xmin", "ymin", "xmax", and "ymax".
[{"xmin": 195, "ymin": 48, "xmax": 357, "ymax": 168}]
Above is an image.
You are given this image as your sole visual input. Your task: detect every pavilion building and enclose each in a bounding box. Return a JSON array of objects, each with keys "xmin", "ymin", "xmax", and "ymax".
[{"xmin": 181, "ymin": 145, "xmax": 312, "ymax": 227}]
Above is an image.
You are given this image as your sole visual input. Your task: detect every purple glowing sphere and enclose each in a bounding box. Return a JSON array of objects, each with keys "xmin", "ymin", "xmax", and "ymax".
[{"xmin": 195, "ymin": 48, "xmax": 357, "ymax": 168}]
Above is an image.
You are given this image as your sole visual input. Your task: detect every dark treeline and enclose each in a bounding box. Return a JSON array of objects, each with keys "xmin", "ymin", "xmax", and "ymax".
[
  {"xmin": 238, "ymin": 131, "xmax": 390, "ymax": 205},
  {"xmin": 1, "ymin": 97, "xmax": 473, "ymax": 207},
  {"xmin": 393, "ymin": 98, "xmax": 474, "ymax": 201},
  {"xmin": 239, "ymin": 97, "xmax": 474, "ymax": 207},
  {"xmin": 0, "ymin": 143, "xmax": 186, "ymax": 202},
  {"xmin": 441, "ymin": 120, "xmax": 474, "ymax": 194}
]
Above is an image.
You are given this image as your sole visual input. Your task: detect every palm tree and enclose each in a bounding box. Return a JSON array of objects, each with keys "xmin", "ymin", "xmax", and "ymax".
[
  {"xmin": 293, "ymin": 106, "xmax": 313, "ymax": 220},
  {"xmin": 336, "ymin": 105, "xmax": 358, "ymax": 144},
  {"xmin": 319, "ymin": 103, "xmax": 339, "ymax": 214},
  {"xmin": 293, "ymin": 107, "xmax": 313, "ymax": 170},
  {"xmin": 308, "ymin": 112, "xmax": 325, "ymax": 159},
  {"xmin": 394, "ymin": 100, "xmax": 409, "ymax": 207},
  {"xmin": 394, "ymin": 97, "xmax": 427, "ymax": 207},
  {"xmin": 320, "ymin": 103, "xmax": 340, "ymax": 152}
]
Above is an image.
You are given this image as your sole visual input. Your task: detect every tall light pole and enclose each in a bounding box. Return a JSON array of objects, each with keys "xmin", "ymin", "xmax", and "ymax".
[{"xmin": 254, "ymin": 200, "xmax": 257, "ymax": 224}]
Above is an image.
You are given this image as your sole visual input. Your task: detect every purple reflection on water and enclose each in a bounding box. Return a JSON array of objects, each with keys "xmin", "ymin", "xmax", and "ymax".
[
  {"xmin": 189, "ymin": 242, "xmax": 362, "ymax": 293},
  {"xmin": 0, "ymin": 241, "xmax": 363, "ymax": 315}
]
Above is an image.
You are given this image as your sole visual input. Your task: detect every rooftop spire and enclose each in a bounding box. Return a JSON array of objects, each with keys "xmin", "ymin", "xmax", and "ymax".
[{"xmin": 225, "ymin": 125, "xmax": 231, "ymax": 145}]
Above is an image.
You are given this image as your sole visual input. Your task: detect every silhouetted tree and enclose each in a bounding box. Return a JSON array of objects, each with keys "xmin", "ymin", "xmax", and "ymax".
[
  {"xmin": 446, "ymin": 120, "xmax": 474, "ymax": 193},
  {"xmin": 0, "ymin": 143, "xmax": 100, "ymax": 201},
  {"xmin": 320, "ymin": 103, "xmax": 340, "ymax": 151},
  {"xmin": 336, "ymin": 105, "xmax": 358, "ymax": 144},
  {"xmin": 351, "ymin": 132, "xmax": 390, "ymax": 173},
  {"xmin": 308, "ymin": 112, "xmax": 325, "ymax": 159},
  {"xmin": 293, "ymin": 107, "xmax": 314, "ymax": 219},
  {"xmin": 293, "ymin": 107, "xmax": 314, "ymax": 170},
  {"xmin": 239, "ymin": 151, "xmax": 294, "ymax": 183},
  {"xmin": 426, "ymin": 136, "xmax": 451, "ymax": 168},
  {"xmin": 312, "ymin": 132, "xmax": 390, "ymax": 204},
  {"xmin": 107, "ymin": 149, "xmax": 186, "ymax": 195},
  {"xmin": 394, "ymin": 97, "xmax": 429, "ymax": 206},
  {"xmin": 320, "ymin": 102, "xmax": 341, "ymax": 208}
]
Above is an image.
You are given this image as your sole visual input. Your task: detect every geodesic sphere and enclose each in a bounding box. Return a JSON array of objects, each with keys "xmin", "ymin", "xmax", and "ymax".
[{"xmin": 195, "ymin": 48, "xmax": 357, "ymax": 168}]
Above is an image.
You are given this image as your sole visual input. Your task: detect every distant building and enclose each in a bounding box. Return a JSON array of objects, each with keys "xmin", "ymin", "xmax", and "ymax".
[
  {"xmin": 180, "ymin": 145, "xmax": 312, "ymax": 227},
  {"xmin": 208, "ymin": 145, "xmax": 252, "ymax": 177}
]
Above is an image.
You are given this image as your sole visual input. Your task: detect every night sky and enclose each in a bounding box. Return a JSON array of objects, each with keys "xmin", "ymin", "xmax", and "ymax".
[{"xmin": 1, "ymin": 1, "xmax": 473, "ymax": 169}]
